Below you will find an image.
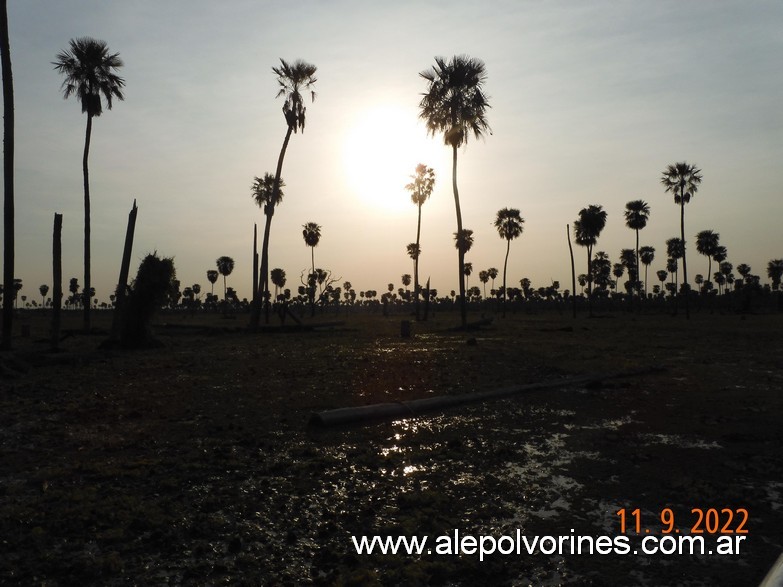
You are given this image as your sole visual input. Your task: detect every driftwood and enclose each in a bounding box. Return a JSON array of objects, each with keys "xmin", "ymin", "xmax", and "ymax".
[{"xmin": 309, "ymin": 367, "xmax": 665, "ymax": 427}]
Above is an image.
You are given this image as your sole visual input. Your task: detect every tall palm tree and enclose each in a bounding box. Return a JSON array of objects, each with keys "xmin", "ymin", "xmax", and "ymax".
[
  {"xmin": 39, "ymin": 284, "xmax": 49, "ymax": 308},
  {"xmin": 216, "ymin": 256, "xmax": 234, "ymax": 301},
  {"xmin": 639, "ymin": 245, "xmax": 655, "ymax": 297},
  {"xmin": 254, "ymin": 59, "xmax": 317, "ymax": 328},
  {"xmin": 478, "ymin": 270, "xmax": 489, "ymax": 299},
  {"xmin": 53, "ymin": 37, "xmax": 125, "ymax": 332},
  {"xmin": 1, "ymin": 0, "xmax": 14, "ymax": 349},
  {"xmin": 420, "ymin": 55, "xmax": 490, "ymax": 327},
  {"xmin": 487, "ymin": 267, "xmax": 498, "ymax": 292},
  {"xmin": 405, "ymin": 163, "xmax": 435, "ymax": 320},
  {"xmin": 573, "ymin": 205, "xmax": 607, "ymax": 316},
  {"xmin": 661, "ymin": 162, "xmax": 703, "ymax": 318},
  {"xmin": 302, "ymin": 222, "xmax": 321, "ymax": 315},
  {"xmin": 695, "ymin": 229, "xmax": 720, "ymax": 289},
  {"xmin": 494, "ymin": 207, "xmax": 524, "ymax": 316},
  {"xmin": 270, "ymin": 267, "xmax": 286, "ymax": 300},
  {"xmin": 463, "ymin": 262, "xmax": 473, "ymax": 290},
  {"xmin": 624, "ymin": 199, "xmax": 650, "ymax": 284}
]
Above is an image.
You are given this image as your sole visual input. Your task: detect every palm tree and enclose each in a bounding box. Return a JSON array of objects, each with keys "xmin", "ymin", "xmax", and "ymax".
[
  {"xmin": 478, "ymin": 270, "xmax": 489, "ymax": 299},
  {"xmin": 405, "ymin": 163, "xmax": 435, "ymax": 320},
  {"xmin": 206, "ymin": 270, "xmax": 218, "ymax": 296},
  {"xmin": 666, "ymin": 237, "xmax": 684, "ymax": 308},
  {"xmin": 463, "ymin": 262, "xmax": 473, "ymax": 290},
  {"xmin": 39, "ymin": 284, "xmax": 49, "ymax": 307},
  {"xmin": 494, "ymin": 207, "xmax": 524, "ymax": 316},
  {"xmin": 768, "ymin": 259, "xmax": 783, "ymax": 291},
  {"xmin": 302, "ymin": 222, "xmax": 321, "ymax": 315},
  {"xmin": 216, "ymin": 256, "xmax": 234, "ymax": 301},
  {"xmin": 573, "ymin": 205, "xmax": 607, "ymax": 316},
  {"xmin": 661, "ymin": 162, "xmax": 703, "ymax": 318},
  {"xmin": 639, "ymin": 246, "xmax": 655, "ymax": 297},
  {"xmin": 420, "ymin": 55, "xmax": 490, "ymax": 327},
  {"xmin": 624, "ymin": 199, "xmax": 650, "ymax": 281},
  {"xmin": 254, "ymin": 59, "xmax": 317, "ymax": 328},
  {"xmin": 695, "ymin": 229, "xmax": 720, "ymax": 289},
  {"xmin": 53, "ymin": 37, "xmax": 125, "ymax": 332},
  {"xmin": 252, "ymin": 173, "xmax": 285, "ymax": 315},
  {"xmin": 270, "ymin": 267, "xmax": 286, "ymax": 300},
  {"xmin": 487, "ymin": 267, "xmax": 498, "ymax": 293},
  {"xmin": 1, "ymin": 0, "xmax": 14, "ymax": 348},
  {"xmin": 612, "ymin": 263, "xmax": 624, "ymax": 293}
]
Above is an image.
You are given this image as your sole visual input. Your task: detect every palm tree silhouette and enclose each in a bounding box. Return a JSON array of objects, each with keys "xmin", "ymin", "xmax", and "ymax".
[
  {"xmin": 252, "ymin": 173, "xmax": 285, "ymax": 313},
  {"xmin": 639, "ymin": 245, "xmax": 655, "ymax": 297},
  {"xmin": 254, "ymin": 59, "xmax": 317, "ymax": 327},
  {"xmin": 695, "ymin": 229, "xmax": 720, "ymax": 290},
  {"xmin": 494, "ymin": 207, "xmax": 524, "ymax": 317},
  {"xmin": 206, "ymin": 270, "xmax": 218, "ymax": 296},
  {"xmin": 302, "ymin": 222, "xmax": 321, "ymax": 315},
  {"xmin": 768, "ymin": 259, "xmax": 783, "ymax": 291},
  {"xmin": 612, "ymin": 263, "xmax": 624, "ymax": 293},
  {"xmin": 573, "ymin": 205, "xmax": 607, "ymax": 316},
  {"xmin": 270, "ymin": 267, "xmax": 286, "ymax": 300},
  {"xmin": 463, "ymin": 262, "xmax": 473, "ymax": 290},
  {"xmin": 39, "ymin": 284, "xmax": 49, "ymax": 308},
  {"xmin": 405, "ymin": 163, "xmax": 435, "ymax": 320},
  {"xmin": 53, "ymin": 37, "xmax": 124, "ymax": 332},
  {"xmin": 420, "ymin": 55, "xmax": 490, "ymax": 327},
  {"xmin": 478, "ymin": 270, "xmax": 489, "ymax": 300},
  {"xmin": 661, "ymin": 162, "xmax": 703, "ymax": 318},
  {"xmin": 624, "ymin": 199, "xmax": 650, "ymax": 283},
  {"xmin": 216, "ymin": 256, "xmax": 234, "ymax": 301},
  {"xmin": 488, "ymin": 267, "xmax": 498, "ymax": 292}
]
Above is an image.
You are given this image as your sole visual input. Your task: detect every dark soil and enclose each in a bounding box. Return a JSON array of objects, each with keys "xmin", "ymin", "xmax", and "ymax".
[{"xmin": 1, "ymin": 309, "xmax": 781, "ymax": 585}]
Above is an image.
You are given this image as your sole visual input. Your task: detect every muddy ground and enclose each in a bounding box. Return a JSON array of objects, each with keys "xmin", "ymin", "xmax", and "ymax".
[{"xmin": 1, "ymin": 309, "xmax": 781, "ymax": 585}]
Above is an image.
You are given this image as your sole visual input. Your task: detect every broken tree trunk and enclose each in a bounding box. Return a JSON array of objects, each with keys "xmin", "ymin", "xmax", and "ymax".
[
  {"xmin": 309, "ymin": 367, "xmax": 665, "ymax": 427},
  {"xmin": 110, "ymin": 200, "xmax": 138, "ymax": 342}
]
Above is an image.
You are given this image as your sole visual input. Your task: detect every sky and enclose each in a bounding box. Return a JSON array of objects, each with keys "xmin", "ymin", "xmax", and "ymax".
[{"xmin": 2, "ymin": 0, "xmax": 782, "ymax": 303}]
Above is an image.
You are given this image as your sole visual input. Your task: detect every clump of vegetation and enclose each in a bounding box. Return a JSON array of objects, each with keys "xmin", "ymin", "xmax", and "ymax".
[{"xmin": 120, "ymin": 253, "xmax": 176, "ymax": 348}]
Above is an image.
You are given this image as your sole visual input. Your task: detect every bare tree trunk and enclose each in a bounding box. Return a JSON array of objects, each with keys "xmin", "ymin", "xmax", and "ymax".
[
  {"xmin": 451, "ymin": 144, "xmax": 466, "ymax": 328},
  {"xmin": 51, "ymin": 214, "xmax": 63, "ymax": 351},
  {"xmin": 680, "ymin": 199, "xmax": 689, "ymax": 319},
  {"xmin": 110, "ymin": 200, "xmax": 137, "ymax": 342},
  {"xmin": 501, "ymin": 238, "xmax": 510, "ymax": 317},
  {"xmin": 414, "ymin": 203, "xmax": 422, "ymax": 321},
  {"xmin": 1, "ymin": 0, "xmax": 14, "ymax": 350}
]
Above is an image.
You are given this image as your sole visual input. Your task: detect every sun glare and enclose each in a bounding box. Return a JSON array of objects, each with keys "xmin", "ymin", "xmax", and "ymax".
[{"xmin": 343, "ymin": 105, "xmax": 444, "ymax": 213}]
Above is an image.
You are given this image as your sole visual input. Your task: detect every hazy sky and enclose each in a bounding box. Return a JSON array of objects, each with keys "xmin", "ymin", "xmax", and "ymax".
[{"xmin": 2, "ymin": 1, "xmax": 782, "ymax": 303}]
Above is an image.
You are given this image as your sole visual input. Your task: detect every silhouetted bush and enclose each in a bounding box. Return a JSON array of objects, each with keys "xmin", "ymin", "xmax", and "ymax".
[{"xmin": 120, "ymin": 253, "xmax": 176, "ymax": 348}]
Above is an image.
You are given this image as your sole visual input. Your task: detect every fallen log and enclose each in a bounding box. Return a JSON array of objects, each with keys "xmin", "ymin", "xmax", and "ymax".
[{"xmin": 309, "ymin": 366, "xmax": 665, "ymax": 427}]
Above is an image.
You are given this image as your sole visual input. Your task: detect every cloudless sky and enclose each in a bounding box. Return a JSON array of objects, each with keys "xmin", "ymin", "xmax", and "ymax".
[{"xmin": 2, "ymin": 0, "xmax": 782, "ymax": 303}]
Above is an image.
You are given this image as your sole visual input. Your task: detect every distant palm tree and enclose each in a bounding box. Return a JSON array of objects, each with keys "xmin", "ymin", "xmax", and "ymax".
[
  {"xmin": 252, "ymin": 173, "xmax": 285, "ymax": 313},
  {"xmin": 573, "ymin": 205, "xmax": 607, "ymax": 315},
  {"xmin": 619, "ymin": 248, "xmax": 637, "ymax": 295},
  {"xmin": 463, "ymin": 262, "xmax": 473, "ymax": 291},
  {"xmin": 666, "ymin": 237, "xmax": 684, "ymax": 307},
  {"xmin": 53, "ymin": 37, "xmax": 125, "ymax": 332},
  {"xmin": 478, "ymin": 270, "xmax": 489, "ymax": 299},
  {"xmin": 454, "ymin": 229, "xmax": 474, "ymax": 255},
  {"xmin": 494, "ymin": 207, "xmax": 524, "ymax": 316},
  {"xmin": 612, "ymin": 263, "xmax": 624, "ymax": 293},
  {"xmin": 737, "ymin": 264, "xmax": 751, "ymax": 282},
  {"xmin": 302, "ymin": 222, "xmax": 321, "ymax": 315},
  {"xmin": 406, "ymin": 163, "xmax": 435, "ymax": 320},
  {"xmin": 656, "ymin": 270, "xmax": 668, "ymax": 292},
  {"xmin": 695, "ymin": 229, "xmax": 720, "ymax": 289},
  {"xmin": 270, "ymin": 267, "xmax": 286, "ymax": 299},
  {"xmin": 487, "ymin": 267, "xmax": 498, "ymax": 293},
  {"xmin": 661, "ymin": 162, "xmax": 703, "ymax": 318},
  {"xmin": 420, "ymin": 55, "xmax": 490, "ymax": 327},
  {"xmin": 253, "ymin": 59, "xmax": 317, "ymax": 327},
  {"xmin": 639, "ymin": 246, "xmax": 655, "ymax": 296},
  {"xmin": 768, "ymin": 259, "xmax": 783, "ymax": 291},
  {"xmin": 206, "ymin": 270, "xmax": 218, "ymax": 296},
  {"xmin": 39, "ymin": 284, "xmax": 49, "ymax": 308},
  {"xmin": 624, "ymin": 199, "xmax": 650, "ymax": 282},
  {"xmin": 216, "ymin": 256, "xmax": 234, "ymax": 301}
]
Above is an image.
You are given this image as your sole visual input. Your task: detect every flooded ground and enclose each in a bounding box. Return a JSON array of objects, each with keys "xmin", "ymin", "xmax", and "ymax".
[{"xmin": 1, "ymin": 311, "xmax": 782, "ymax": 585}]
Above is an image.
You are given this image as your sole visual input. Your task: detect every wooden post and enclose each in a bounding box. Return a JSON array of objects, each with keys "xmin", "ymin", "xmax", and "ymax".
[
  {"xmin": 51, "ymin": 213, "xmax": 63, "ymax": 350},
  {"xmin": 110, "ymin": 200, "xmax": 138, "ymax": 342}
]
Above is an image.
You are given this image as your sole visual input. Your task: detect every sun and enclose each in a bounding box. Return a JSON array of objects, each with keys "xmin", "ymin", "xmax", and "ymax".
[{"xmin": 343, "ymin": 105, "xmax": 444, "ymax": 213}]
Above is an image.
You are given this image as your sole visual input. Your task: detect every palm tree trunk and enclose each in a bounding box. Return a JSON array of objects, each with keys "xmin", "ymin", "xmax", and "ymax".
[
  {"xmin": 414, "ymin": 203, "xmax": 422, "ymax": 321},
  {"xmin": 502, "ymin": 238, "xmax": 510, "ymax": 317},
  {"xmin": 567, "ymin": 225, "xmax": 576, "ymax": 318},
  {"xmin": 82, "ymin": 113, "xmax": 93, "ymax": 332},
  {"xmin": 310, "ymin": 245, "xmax": 316, "ymax": 317},
  {"xmin": 451, "ymin": 143, "xmax": 466, "ymax": 328},
  {"xmin": 680, "ymin": 198, "xmax": 689, "ymax": 319},
  {"xmin": 587, "ymin": 246, "xmax": 593, "ymax": 317},
  {"xmin": 1, "ymin": 0, "xmax": 14, "ymax": 350}
]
